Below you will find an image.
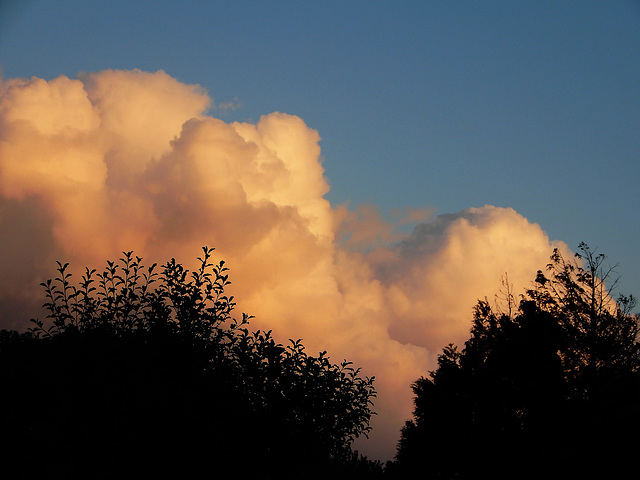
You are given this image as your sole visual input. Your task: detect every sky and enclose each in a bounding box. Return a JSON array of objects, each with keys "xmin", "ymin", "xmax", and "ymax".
[{"xmin": 0, "ymin": 0, "xmax": 639, "ymax": 463}]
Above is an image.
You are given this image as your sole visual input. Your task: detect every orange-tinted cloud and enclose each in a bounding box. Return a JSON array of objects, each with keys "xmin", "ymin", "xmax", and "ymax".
[{"xmin": 0, "ymin": 70, "xmax": 570, "ymax": 461}]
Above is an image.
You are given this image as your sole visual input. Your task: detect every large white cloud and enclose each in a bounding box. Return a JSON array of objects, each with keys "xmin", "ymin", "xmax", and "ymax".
[{"xmin": 0, "ymin": 70, "xmax": 569, "ymax": 461}]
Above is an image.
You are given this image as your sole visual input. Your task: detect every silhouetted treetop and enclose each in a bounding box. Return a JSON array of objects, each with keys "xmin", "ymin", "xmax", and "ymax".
[{"xmin": 395, "ymin": 243, "xmax": 640, "ymax": 479}]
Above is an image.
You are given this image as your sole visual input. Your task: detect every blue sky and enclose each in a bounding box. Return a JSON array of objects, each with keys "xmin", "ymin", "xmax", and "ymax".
[{"xmin": 1, "ymin": 0, "xmax": 639, "ymax": 295}]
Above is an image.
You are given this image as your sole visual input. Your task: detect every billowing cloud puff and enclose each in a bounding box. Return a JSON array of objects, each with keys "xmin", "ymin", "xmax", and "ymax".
[{"xmin": 0, "ymin": 70, "xmax": 569, "ymax": 461}]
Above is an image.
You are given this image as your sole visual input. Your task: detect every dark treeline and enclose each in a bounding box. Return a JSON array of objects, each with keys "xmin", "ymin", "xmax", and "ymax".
[{"xmin": 1, "ymin": 244, "xmax": 639, "ymax": 478}]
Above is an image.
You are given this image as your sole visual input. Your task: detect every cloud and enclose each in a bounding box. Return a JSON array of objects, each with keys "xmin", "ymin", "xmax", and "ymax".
[
  {"xmin": 214, "ymin": 97, "xmax": 243, "ymax": 113},
  {"xmin": 0, "ymin": 69, "xmax": 569, "ymax": 461},
  {"xmin": 378, "ymin": 206, "xmax": 565, "ymax": 350}
]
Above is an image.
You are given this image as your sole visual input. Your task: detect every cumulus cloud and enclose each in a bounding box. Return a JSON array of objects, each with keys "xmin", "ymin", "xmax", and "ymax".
[{"xmin": 0, "ymin": 70, "xmax": 569, "ymax": 461}]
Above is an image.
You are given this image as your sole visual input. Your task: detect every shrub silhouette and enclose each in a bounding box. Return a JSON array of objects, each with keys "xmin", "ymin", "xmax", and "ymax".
[
  {"xmin": 395, "ymin": 244, "xmax": 640, "ymax": 479},
  {"xmin": 1, "ymin": 247, "xmax": 378, "ymax": 479}
]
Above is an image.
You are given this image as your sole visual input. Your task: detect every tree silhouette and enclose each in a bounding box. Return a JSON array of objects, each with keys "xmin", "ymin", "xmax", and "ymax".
[
  {"xmin": 527, "ymin": 243, "xmax": 640, "ymax": 393},
  {"xmin": 0, "ymin": 248, "xmax": 379, "ymax": 479},
  {"xmin": 395, "ymin": 244, "xmax": 640, "ymax": 479}
]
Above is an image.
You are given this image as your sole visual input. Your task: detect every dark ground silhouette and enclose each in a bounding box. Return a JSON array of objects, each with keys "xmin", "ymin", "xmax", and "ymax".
[{"xmin": 2, "ymin": 245, "xmax": 638, "ymax": 479}]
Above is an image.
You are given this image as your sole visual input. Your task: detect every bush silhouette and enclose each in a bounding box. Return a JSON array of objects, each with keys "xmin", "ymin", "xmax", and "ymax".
[{"xmin": 1, "ymin": 247, "xmax": 378, "ymax": 479}]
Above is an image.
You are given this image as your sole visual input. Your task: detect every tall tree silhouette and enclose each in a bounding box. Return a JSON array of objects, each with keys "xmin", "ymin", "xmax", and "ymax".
[
  {"xmin": 0, "ymin": 248, "xmax": 378, "ymax": 479},
  {"xmin": 395, "ymin": 244, "xmax": 640, "ymax": 479},
  {"xmin": 527, "ymin": 243, "xmax": 640, "ymax": 393}
]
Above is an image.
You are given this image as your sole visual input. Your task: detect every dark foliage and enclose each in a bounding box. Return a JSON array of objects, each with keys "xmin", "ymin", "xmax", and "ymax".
[
  {"xmin": 395, "ymin": 244, "xmax": 640, "ymax": 479},
  {"xmin": 0, "ymin": 248, "xmax": 378, "ymax": 479}
]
